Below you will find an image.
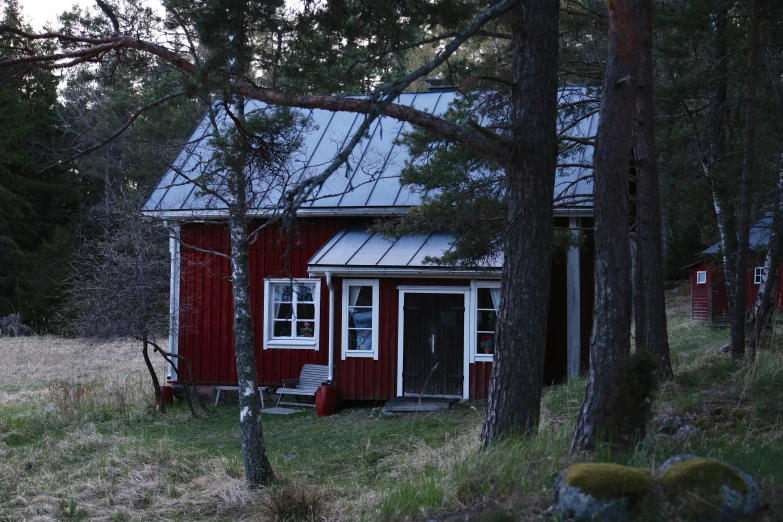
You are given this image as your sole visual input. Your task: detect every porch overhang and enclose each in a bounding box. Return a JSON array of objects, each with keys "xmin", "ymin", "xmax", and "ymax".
[{"xmin": 307, "ymin": 227, "xmax": 502, "ymax": 278}]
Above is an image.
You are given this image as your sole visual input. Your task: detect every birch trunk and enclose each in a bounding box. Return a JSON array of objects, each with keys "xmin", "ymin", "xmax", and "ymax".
[
  {"xmin": 633, "ymin": 0, "xmax": 672, "ymax": 379},
  {"xmin": 481, "ymin": 0, "xmax": 558, "ymax": 445},
  {"xmin": 572, "ymin": 0, "xmax": 642, "ymax": 452},
  {"xmin": 749, "ymin": 161, "xmax": 783, "ymax": 362}
]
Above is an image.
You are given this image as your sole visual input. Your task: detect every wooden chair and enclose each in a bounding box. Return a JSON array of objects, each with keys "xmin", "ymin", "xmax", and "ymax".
[{"xmin": 275, "ymin": 364, "xmax": 330, "ymax": 408}]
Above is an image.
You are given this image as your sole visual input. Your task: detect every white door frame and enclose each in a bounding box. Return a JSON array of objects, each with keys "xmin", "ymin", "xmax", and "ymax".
[{"xmin": 397, "ymin": 286, "xmax": 471, "ymax": 400}]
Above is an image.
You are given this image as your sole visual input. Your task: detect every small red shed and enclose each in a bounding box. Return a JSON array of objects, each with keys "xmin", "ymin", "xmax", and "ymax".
[
  {"xmin": 687, "ymin": 214, "xmax": 783, "ymax": 325},
  {"xmin": 143, "ymin": 90, "xmax": 597, "ymax": 401}
]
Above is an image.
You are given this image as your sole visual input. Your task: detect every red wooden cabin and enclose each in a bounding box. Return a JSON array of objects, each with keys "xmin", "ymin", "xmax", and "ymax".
[
  {"xmin": 143, "ymin": 90, "xmax": 597, "ymax": 401},
  {"xmin": 687, "ymin": 215, "xmax": 783, "ymax": 325}
]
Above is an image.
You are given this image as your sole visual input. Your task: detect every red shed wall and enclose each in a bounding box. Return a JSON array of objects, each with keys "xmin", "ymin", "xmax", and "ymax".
[{"xmin": 690, "ymin": 263, "xmax": 710, "ymax": 322}]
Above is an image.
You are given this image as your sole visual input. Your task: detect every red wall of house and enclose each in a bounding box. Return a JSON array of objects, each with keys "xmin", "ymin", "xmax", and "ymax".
[
  {"xmin": 334, "ymin": 278, "xmax": 470, "ymax": 401},
  {"xmin": 177, "ymin": 218, "xmax": 346, "ymax": 385},
  {"xmin": 176, "ymin": 221, "xmax": 594, "ymax": 401}
]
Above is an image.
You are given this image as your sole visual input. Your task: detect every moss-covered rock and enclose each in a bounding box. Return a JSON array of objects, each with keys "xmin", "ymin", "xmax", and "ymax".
[
  {"xmin": 554, "ymin": 463, "xmax": 653, "ymax": 522},
  {"xmin": 657, "ymin": 454, "xmax": 760, "ymax": 521},
  {"xmin": 565, "ymin": 463, "xmax": 654, "ymax": 499}
]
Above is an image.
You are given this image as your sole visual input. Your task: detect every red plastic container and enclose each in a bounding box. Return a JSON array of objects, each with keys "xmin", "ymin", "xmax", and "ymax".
[
  {"xmin": 159, "ymin": 385, "xmax": 174, "ymax": 406},
  {"xmin": 315, "ymin": 385, "xmax": 337, "ymax": 416}
]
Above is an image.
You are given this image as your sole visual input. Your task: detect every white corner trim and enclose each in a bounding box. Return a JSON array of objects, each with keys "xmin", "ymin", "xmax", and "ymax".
[
  {"xmin": 167, "ymin": 223, "xmax": 181, "ymax": 380},
  {"xmin": 341, "ymin": 279, "xmax": 380, "ymax": 361}
]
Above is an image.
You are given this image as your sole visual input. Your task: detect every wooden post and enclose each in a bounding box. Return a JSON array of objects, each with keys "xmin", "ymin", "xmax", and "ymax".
[{"xmin": 567, "ymin": 217, "xmax": 582, "ymax": 378}]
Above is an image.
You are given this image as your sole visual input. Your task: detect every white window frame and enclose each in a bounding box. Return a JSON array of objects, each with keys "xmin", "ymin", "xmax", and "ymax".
[
  {"xmin": 471, "ymin": 281, "xmax": 501, "ymax": 363},
  {"xmin": 342, "ymin": 279, "xmax": 380, "ymax": 360},
  {"xmin": 696, "ymin": 271, "xmax": 707, "ymax": 284},
  {"xmin": 263, "ymin": 278, "xmax": 320, "ymax": 350},
  {"xmin": 754, "ymin": 266, "xmax": 767, "ymax": 285}
]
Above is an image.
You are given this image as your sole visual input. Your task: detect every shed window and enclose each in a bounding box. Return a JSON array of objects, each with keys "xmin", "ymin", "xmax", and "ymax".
[
  {"xmin": 696, "ymin": 271, "xmax": 707, "ymax": 284},
  {"xmin": 342, "ymin": 279, "xmax": 379, "ymax": 360},
  {"xmin": 474, "ymin": 283, "xmax": 501, "ymax": 360},
  {"xmin": 263, "ymin": 279, "xmax": 320, "ymax": 350},
  {"xmin": 754, "ymin": 267, "xmax": 767, "ymax": 285}
]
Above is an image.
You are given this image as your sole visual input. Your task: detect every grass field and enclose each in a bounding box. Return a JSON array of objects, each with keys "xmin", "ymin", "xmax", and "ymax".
[{"xmin": 2, "ymin": 293, "xmax": 783, "ymax": 521}]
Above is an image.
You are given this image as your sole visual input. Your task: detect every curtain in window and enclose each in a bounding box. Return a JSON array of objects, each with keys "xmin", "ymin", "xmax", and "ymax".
[
  {"xmin": 490, "ymin": 288, "xmax": 501, "ymax": 311},
  {"xmin": 273, "ymin": 285, "xmax": 282, "ymax": 319},
  {"xmin": 349, "ymin": 286, "xmax": 362, "ymax": 309}
]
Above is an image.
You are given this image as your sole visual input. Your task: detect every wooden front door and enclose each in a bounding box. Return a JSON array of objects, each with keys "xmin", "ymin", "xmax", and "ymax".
[{"xmin": 402, "ymin": 292, "xmax": 464, "ymax": 396}]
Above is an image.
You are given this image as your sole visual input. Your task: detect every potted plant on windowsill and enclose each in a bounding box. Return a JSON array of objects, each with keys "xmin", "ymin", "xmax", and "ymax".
[{"xmin": 479, "ymin": 334, "xmax": 494, "ymax": 354}]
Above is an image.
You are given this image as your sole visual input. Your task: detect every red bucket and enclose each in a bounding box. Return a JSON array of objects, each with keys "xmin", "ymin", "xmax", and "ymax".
[
  {"xmin": 158, "ymin": 385, "xmax": 174, "ymax": 406},
  {"xmin": 315, "ymin": 385, "xmax": 337, "ymax": 416}
]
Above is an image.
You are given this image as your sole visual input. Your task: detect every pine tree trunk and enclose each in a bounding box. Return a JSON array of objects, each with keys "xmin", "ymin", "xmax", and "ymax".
[
  {"xmin": 735, "ymin": 0, "xmax": 762, "ymax": 360},
  {"xmin": 142, "ymin": 331, "xmax": 164, "ymax": 413},
  {"xmin": 571, "ymin": 0, "xmax": 642, "ymax": 452},
  {"xmin": 480, "ymin": 0, "xmax": 559, "ymax": 446},
  {"xmin": 633, "ymin": 0, "xmax": 673, "ymax": 380}
]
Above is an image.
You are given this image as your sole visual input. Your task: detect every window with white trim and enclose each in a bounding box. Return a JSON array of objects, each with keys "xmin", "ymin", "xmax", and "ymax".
[
  {"xmin": 263, "ymin": 279, "xmax": 320, "ymax": 349},
  {"xmin": 696, "ymin": 271, "xmax": 707, "ymax": 284},
  {"xmin": 474, "ymin": 283, "xmax": 501, "ymax": 359},
  {"xmin": 342, "ymin": 279, "xmax": 379, "ymax": 359},
  {"xmin": 754, "ymin": 266, "xmax": 767, "ymax": 285}
]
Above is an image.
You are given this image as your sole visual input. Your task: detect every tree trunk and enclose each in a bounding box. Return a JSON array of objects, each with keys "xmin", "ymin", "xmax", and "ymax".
[
  {"xmin": 706, "ymin": 5, "xmax": 742, "ymax": 357},
  {"xmin": 749, "ymin": 160, "xmax": 783, "ymax": 362},
  {"xmin": 142, "ymin": 331, "xmax": 164, "ymax": 413},
  {"xmin": 633, "ymin": 0, "xmax": 673, "ymax": 380},
  {"xmin": 480, "ymin": 0, "xmax": 559, "ymax": 446},
  {"xmin": 734, "ymin": 0, "xmax": 762, "ymax": 360},
  {"xmin": 571, "ymin": 0, "xmax": 642, "ymax": 452}
]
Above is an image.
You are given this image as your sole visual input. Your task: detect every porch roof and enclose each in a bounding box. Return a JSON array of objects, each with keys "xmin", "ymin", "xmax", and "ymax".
[{"xmin": 307, "ymin": 227, "xmax": 502, "ymax": 277}]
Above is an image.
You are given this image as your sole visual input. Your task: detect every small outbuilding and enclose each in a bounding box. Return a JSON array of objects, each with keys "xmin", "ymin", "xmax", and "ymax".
[{"xmin": 686, "ymin": 214, "xmax": 783, "ymax": 325}]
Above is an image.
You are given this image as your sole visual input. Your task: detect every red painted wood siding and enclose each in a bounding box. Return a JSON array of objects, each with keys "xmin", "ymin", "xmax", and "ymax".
[
  {"xmin": 177, "ymin": 218, "xmax": 346, "ymax": 384},
  {"xmin": 691, "ymin": 263, "xmax": 710, "ymax": 322},
  {"xmin": 335, "ymin": 278, "xmax": 470, "ymax": 401},
  {"xmin": 176, "ymin": 220, "xmax": 595, "ymax": 401}
]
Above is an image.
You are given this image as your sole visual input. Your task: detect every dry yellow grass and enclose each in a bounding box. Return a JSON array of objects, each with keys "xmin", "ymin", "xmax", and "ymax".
[{"xmin": 0, "ymin": 336, "xmax": 167, "ymax": 388}]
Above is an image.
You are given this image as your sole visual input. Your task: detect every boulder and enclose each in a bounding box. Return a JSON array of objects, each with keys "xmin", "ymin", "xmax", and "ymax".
[
  {"xmin": 656, "ymin": 454, "xmax": 760, "ymax": 521},
  {"xmin": 553, "ymin": 463, "xmax": 654, "ymax": 522}
]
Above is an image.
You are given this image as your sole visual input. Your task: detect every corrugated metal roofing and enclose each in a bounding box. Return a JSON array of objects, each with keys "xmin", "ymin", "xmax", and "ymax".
[
  {"xmin": 142, "ymin": 90, "xmax": 596, "ymax": 217},
  {"xmin": 308, "ymin": 227, "xmax": 503, "ymax": 272},
  {"xmin": 702, "ymin": 213, "xmax": 774, "ymax": 254}
]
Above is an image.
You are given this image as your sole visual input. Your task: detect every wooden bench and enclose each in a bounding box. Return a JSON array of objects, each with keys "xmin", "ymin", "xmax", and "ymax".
[
  {"xmin": 214, "ymin": 386, "xmax": 269, "ymax": 408},
  {"xmin": 275, "ymin": 364, "xmax": 330, "ymax": 408}
]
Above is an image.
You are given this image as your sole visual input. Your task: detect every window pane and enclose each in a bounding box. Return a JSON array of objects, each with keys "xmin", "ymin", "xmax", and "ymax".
[
  {"xmin": 477, "ymin": 288, "xmax": 495, "ymax": 309},
  {"xmin": 273, "ymin": 284, "xmax": 293, "ymax": 302},
  {"xmin": 296, "ymin": 284, "xmax": 314, "ymax": 302},
  {"xmin": 348, "ymin": 329, "xmax": 373, "ymax": 351},
  {"xmin": 297, "ymin": 303, "xmax": 315, "ymax": 320},
  {"xmin": 477, "ymin": 333, "xmax": 495, "ymax": 354},
  {"xmin": 296, "ymin": 321, "xmax": 315, "ymax": 338},
  {"xmin": 274, "ymin": 303, "xmax": 292, "ymax": 320},
  {"xmin": 273, "ymin": 320, "xmax": 292, "ymax": 337},
  {"xmin": 353, "ymin": 286, "xmax": 373, "ymax": 306},
  {"xmin": 477, "ymin": 310, "xmax": 497, "ymax": 332},
  {"xmin": 349, "ymin": 307, "xmax": 373, "ymax": 329}
]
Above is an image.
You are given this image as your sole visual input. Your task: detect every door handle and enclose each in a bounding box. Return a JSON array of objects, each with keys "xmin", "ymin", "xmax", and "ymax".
[{"xmin": 430, "ymin": 334, "xmax": 435, "ymax": 353}]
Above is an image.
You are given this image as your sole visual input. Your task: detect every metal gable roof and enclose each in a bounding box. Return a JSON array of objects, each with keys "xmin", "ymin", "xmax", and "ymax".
[
  {"xmin": 702, "ymin": 213, "xmax": 774, "ymax": 255},
  {"xmin": 308, "ymin": 226, "xmax": 503, "ymax": 275},
  {"xmin": 142, "ymin": 90, "xmax": 596, "ymax": 218}
]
